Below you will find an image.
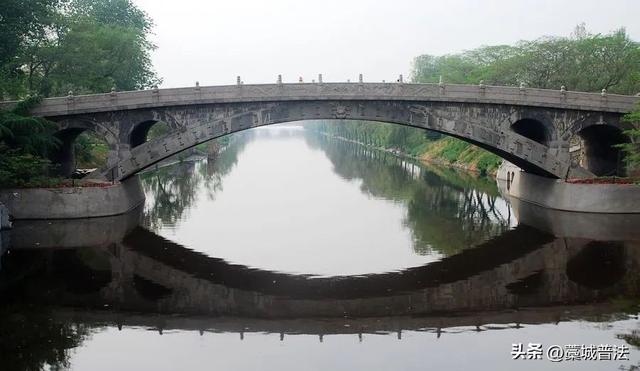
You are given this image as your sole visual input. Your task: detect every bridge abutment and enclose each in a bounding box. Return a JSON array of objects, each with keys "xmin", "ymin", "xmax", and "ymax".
[
  {"xmin": 0, "ymin": 176, "xmax": 145, "ymax": 220},
  {"xmin": 498, "ymin": 162, "xmax": 640, "ymax": 213}
]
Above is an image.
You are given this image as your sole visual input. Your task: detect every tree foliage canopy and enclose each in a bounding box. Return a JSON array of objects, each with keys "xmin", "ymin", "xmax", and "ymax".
[
  {"xmin": 411, "ymin": 25, "xmax": 640, "ymax": 95},
  {"xmin": 0, "ymin": 0, "xmax": 160, "ymax": 99},
  {"xmin": 0, "ymin": 96, "xmax": 59, "ymax": 156}
]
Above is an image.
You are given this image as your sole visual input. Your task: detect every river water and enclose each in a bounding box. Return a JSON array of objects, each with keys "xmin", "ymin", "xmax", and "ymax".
[{"xmin": 1, "ymin": 124, "xmax": 639, "ymax": 370}]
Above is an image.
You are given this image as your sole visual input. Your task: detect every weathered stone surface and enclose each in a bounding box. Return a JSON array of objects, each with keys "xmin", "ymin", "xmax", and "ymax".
[
  {"xmin": 2, "ymin": 83, "xmax": 637, "ymax": 116},
  {"xmin": 0, "ymin": 177, "xmax": 144, "ymax": 220},
  {"xmin": 497, "ymin": 162, "xmax": 640, "ymax": 213},
  {"xmin": 9, "ymin": 207, "xmax": 141, "ymax": 248},
  {"xmin": 1, "ymin": 83, "xmax": 637, "ymax": 180}
]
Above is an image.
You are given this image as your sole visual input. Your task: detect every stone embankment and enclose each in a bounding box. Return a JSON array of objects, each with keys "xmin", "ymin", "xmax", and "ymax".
[
  {"xmin": 0, "ymin": 177, "xmax": 145, "ymax": 220},
  {"xmin": 497, "ymin": 162, "xmax": 640, "ymax": 214}
]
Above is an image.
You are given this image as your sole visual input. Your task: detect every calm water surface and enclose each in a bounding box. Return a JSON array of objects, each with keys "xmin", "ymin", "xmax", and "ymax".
[{"xmin": 1, "ymin": 124, "xmax": 640, "ymax": 371}]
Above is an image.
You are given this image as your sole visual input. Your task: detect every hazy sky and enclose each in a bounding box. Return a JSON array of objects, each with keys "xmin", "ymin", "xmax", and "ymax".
[{"xmin": 131, "ymin": 0, "xmax": 640, "ymax": 88}]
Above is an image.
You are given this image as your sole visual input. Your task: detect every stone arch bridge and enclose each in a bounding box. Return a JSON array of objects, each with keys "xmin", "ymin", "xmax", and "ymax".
[{"xmin": 2, "ymin": 82, "xmax": 638, "ymax": 180}]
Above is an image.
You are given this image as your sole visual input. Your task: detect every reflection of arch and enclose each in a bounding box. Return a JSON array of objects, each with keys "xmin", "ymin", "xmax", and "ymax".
[
  {"xmin": 511, "ymin": 118, "xmax": 552, "ymax": 145},
  {"xmin": 576, "ymin": 125, "xmax": 630, "ymax": 176},
  {"xmin": 133, "ymin": 274, "xmax": 173, "ymax": 301},
  {"xmin": 7, "ymin": 221, "xmax": 640, "ymax": 323},
  {"xmin": 130, "ymin": 120, "xmax": 171, "ymax": 148},
  {"xmin": 122, "ymin": 225, "xmax": 553, "ymax": 299},
  {"xmin": 566, "ymin": 241, "xmax": 626, "ymax": 289}
]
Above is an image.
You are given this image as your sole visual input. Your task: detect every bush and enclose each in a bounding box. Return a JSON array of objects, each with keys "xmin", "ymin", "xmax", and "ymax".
[
  {"xmin": 619, "ymin": 107, "xmax": 640, "ymax": 174},
  {"xmin": 0, "ymin": 148, "xmax": 62, "ymax": 188}
]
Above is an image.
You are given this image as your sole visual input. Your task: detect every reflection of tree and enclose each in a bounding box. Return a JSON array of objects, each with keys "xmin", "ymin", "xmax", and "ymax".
[
  {"xmin": 140, "ymin": 161, "xmax": 202, "ymax": 230},
  {"xmin": 0, "ymin": 305, "xmax": 91, "ymax": 371},
  {"xmin": 0, "ymin": 249, "xmax": 101, "ymax": 371},
  {"xmin": 306, "ymin": 133, "xmax": 512, "ymax": 256},
  {"xmin": 618, "ymin": 330, "xmax": 640, "ymax": 348},
  {"xmin": 616, "ymin": 326, "xmax": 640, "ymax": 370},
  {"xmin": 0, "ymin": 305, "xmax": 90, "ymax": 371},
  {"xmin": 140, "ymin": 133, "xmax": 251, "ymax": 231}
]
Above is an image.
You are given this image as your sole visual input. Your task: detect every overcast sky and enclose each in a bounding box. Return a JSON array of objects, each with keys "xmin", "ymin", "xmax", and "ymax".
[{"xmin": 131, "ymin": 0, "xmax": 640, "ymax": 88}]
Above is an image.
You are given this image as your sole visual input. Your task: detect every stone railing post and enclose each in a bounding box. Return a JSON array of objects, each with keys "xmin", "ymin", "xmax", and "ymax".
[
  {"xmin": 151, "ymin": 85, "xmax": 160, "ymax": 102},
  {"xmin": 519, "ymin": 82, "xmax": 526, "ymax": 95}
]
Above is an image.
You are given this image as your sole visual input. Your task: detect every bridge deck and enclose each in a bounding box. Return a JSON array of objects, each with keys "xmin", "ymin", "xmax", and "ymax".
[{"xmin": 2, "ymin": 82, "xmax": 638, "ymax": 117}]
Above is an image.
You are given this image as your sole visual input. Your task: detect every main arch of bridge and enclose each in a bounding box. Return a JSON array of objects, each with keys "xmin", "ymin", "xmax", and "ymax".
[{"xmin": 4, "ymin": 82, "xmax": 636, "ymax": 180}]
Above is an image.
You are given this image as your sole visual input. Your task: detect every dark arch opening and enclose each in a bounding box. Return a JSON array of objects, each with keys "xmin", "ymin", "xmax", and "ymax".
[
  {"xmin": 577, "ymin": 125, "xmax": 629, "ymax": 177},
  {"xmin": 511, "ymin": 119, "xmax": 551, "ymax": 145},
  {"xmin": 51, "ymin": 128, "xmax": 110, "ymax": 177},
  {"xmin": 130, "ymin": 120, "xmax": 170, "ymax": 148}
]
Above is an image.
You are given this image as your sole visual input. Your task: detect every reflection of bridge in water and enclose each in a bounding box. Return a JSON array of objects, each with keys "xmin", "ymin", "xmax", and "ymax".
[{"xmin": 3, "ymin": 206, "xmax": 640, "ymax": 337}]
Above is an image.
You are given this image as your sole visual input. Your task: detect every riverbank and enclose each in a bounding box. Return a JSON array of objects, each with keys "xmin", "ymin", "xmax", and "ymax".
[
  {"xmin": 419, "ymin": 137, "xmax": 502, "ymax": 176},
  {"xmin": 315, "ymin": 131, "xmax": 499, "ymax": 177}
]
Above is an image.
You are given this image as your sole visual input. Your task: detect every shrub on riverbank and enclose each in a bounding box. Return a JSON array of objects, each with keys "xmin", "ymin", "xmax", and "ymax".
[
  {"xmin": 0, "ymin": 148, "xmax": 63, "ymax": 188},
  {"xmin": 0, "ymin": 97, "xmax": 64, "ymax": 188},
  {"xmin": 619, "ymin": 105, "xmax": 640, "ymax": 176},
  {"xmin": 420, "ymin": 137, "xmax": 502, "ymax": 176}
]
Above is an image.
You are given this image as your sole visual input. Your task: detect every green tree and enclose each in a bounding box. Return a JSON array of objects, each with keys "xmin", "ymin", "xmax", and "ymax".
[
  {"xmin": 1, "ymin": 0, "xmax": 160, "ymax": 98},
  {"xmin": 411, "ymin": 25, "xmax": 640, "ymax": 94},
  {"xmin": 619, "ymin": 105, "xmax": 640, "ymax": 174},
  {"xmin": 0, "ymin": 96, "xmax": 62, "ymax": 187},
  {"xmin": 0, "ymin": 0, "xmax": 62, "ymax": 98},
  {"xmin": 0, "ymin": 96, "xmax": 59, "ymax": 157}
]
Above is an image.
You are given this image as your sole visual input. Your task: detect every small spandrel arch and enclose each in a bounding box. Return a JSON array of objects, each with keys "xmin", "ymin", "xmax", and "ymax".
[
  {"xmin": 51, "ymin": 129, "xmax": 111, "ymax": 177},
  {"xmin": 574, "ymin": 125, "xmax": 630, "ymax": 177},
  {"xmin": 130, "ymin": 120, "xmax": 171, "ymax": 148},
  {"xmin": 511, "ymin": 118, "xmax": 552, "ymax": 146}
]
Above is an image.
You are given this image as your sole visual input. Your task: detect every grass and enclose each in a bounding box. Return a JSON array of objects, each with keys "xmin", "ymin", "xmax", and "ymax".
[{"xmin": 420, "ymin": 137, "xmax": 502, "ymax": 175}]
